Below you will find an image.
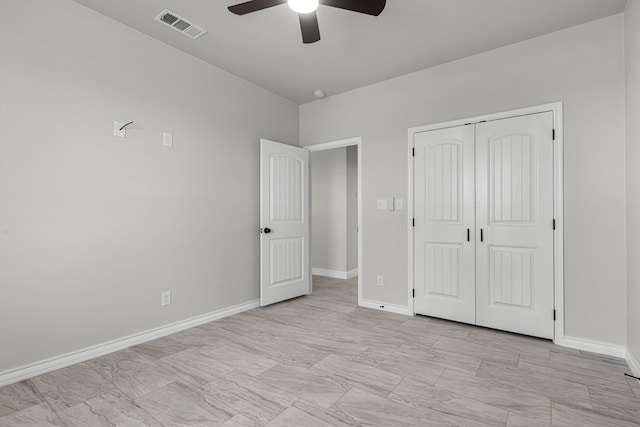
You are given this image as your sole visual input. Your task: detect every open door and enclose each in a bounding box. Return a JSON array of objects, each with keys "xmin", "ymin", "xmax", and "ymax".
[{"xmin": 260, "ymin": 139, "xmax": 310, "ymax": 306}]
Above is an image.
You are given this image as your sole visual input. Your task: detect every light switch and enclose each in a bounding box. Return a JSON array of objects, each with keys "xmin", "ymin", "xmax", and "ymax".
[
  {"xmin": 163, "ymin": 132, "xmax": 173, "ymax": 147},
  {"xmin": 377, "ymin": 199, "xmax": 388, "ymax": 210},
  {"xmin": 395, "ymin": 198, "xmax": 404, "ymax": 210},
  {"xmin": 388, "ymin": 198, "xmax": 395, "ymax": 212}
]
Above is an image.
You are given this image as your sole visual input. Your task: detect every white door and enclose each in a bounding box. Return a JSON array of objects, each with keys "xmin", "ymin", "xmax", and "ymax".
[
  {"xmin": 414, "ymin": 125, "xmax": 476, "ymax": 324},
  {"xmin": 260, "ymin": 139, "xmax": 310, "ymax": 306},
  {"xmin": 475, "ymin": 112, "xmax": 555, "ymax": 339}
]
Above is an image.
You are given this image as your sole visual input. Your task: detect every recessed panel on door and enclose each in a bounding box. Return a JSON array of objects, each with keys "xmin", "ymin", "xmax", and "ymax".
[
  {"xmin": 425, "ymin": 243, "xmax": 462, "ymax": 298},
  {"xmin": 269, "ymin": 237, "xmax": 303, "ymax": 287},
  {"xmin": 490, "ymin": 133, "xmax": 535, "ymax": 224},
  {"xmin": 489, "ymin": 246, "xmax": 535, "ymax": 308},
  {"xmin": 270, "ymin": 155, "xmax": 303, "ymax": 222},
  {"xmin": 414, "ymin": 125, "xmax": 475, "ymax": 324}
]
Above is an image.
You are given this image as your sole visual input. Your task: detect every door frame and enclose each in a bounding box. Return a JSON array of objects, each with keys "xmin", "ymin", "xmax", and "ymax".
[
  {"xmin": 306, "ymin": 137, "xmax": 363, "ymax": 305},
  {"xmin": 407, "ymin": 102, "xmax": 564, "ymax": 344}
]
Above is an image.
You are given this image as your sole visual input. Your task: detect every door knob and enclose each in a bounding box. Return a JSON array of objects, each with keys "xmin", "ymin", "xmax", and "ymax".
[{"xmin": 264, "ymin": 227, "xmax": 272, "ymax": 234}]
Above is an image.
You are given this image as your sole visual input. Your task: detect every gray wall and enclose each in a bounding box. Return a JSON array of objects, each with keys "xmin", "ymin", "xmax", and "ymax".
[
  {"xmin": 300, "ymin": 15, "xmax": 627, "ymax": 345},
  {"xmin": 346, "ymin": 146, "xmax": 358, "ymax": 272},
  {"xmin": 311, "ymin": 148, "xmax": 347, "ymax": 272},
  {"xmin": 626, "ymin": 1, "xmax": 640, "ymax": 367},
  {"xmin": 0, "ymin": 0, "xmax": 299, "ymax": 372}
]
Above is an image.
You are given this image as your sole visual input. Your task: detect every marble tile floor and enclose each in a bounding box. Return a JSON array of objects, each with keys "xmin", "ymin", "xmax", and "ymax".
[{"xmin": 1, "ymin": 276, "xmax": 639, "ymax": 426}]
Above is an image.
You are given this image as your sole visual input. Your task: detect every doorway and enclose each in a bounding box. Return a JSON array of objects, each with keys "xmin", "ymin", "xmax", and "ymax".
[{"xmin": 307, "ymin": 138, "xmax": 363, "ymax": 304}]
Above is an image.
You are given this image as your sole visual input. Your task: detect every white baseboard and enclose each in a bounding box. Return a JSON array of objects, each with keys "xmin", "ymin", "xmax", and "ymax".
[
  {"xmin": 312, "ymin": 268, "xmax": 358, "ymax": 280},
  {"xmin": 627, "ymin": 348, "xmax": 640, "ymax": 377},
  {"xmin": 561, "ymin": 336, "xmax": 627, "ymax": 359},
  {"xmin": 359, "ymin": 299, "xmax": 411, "ymax": 316},
  {"xmin": 0, "ymin": 299, "xmax": 260, "ymax": 388}
]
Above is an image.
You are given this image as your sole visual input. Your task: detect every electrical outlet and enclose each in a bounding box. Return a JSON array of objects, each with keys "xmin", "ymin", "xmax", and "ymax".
[
  {"xmin": 161, "ymin": 291, "xmax": 171, "ymax": 306},
  {"xmin": 377, "ymin": 275, "xmax": 384, "ymax": 286}
]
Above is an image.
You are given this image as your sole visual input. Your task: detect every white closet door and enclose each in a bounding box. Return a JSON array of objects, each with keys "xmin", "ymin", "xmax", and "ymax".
[
  {"xmin": 475, "ymin": 112, "xmax": 555, "ymax": 339},
  {"xmin": 414, "ymin": 125, "xmax": 476, "ymax": 324}
]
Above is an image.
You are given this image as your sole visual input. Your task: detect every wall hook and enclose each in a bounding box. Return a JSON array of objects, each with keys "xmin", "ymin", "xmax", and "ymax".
[{"xmin": 114, "ymin": 121, "xmax": 133, "ymax": 138}]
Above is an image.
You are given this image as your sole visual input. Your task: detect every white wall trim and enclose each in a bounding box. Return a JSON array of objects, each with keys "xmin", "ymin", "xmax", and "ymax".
[
  {"xmin": 313, "ymin": 268, "xmax": 347, "ymax": 279},
  {"xmin": 0, "ymin": 299, "xmax": 259, "ymax": 388},
  {"xmin": 360, "ymin": 299, "xmax": 412, "ymax": 316},
  {"xmin": 306, "ymin": 137, "xmax": 363, "ymax": 306},
  {"xmin": 312, "ymin": 267, "xmax": 358, "ymax": 280},
  {"xmin": 407, "ymin": 126, "xmax": 415, "ymax": 314},
  {"xmin": 551, "ymin": 104, "xmax": 565, "ymax": 346},
  {"xmin": 627, "ymin": 349, "xmax": 640, "ymax": 377},
  {"xmin": 407, "ymin": 102, "xmax": 565, "ymax": 346},
  {"xmin": 561, "ymin": 336, "xmax": 627, "ymax": 359}
]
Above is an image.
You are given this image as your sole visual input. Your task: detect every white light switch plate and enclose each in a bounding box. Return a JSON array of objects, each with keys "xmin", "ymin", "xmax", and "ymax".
[
  {"xmin": 395, "ymin": 198, "xmax": 404, "ymax": 210},
  {"xmin": 377, "ymin": 199, "xmax": 388, "ymax": 210}
]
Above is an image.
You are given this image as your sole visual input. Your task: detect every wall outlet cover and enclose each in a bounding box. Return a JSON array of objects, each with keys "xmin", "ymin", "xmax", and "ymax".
[
  {"xmin": 161, "ymin": 291, "xmax": 171, "ymax": 306},
  {"xmin": 163, "ymin": 132, "xmax": 173, "ymax": 147}
]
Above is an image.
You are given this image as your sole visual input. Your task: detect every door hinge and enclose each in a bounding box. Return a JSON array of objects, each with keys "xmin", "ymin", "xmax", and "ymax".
[
  {"xmin": 553, "ymin": 219, "xmax": 556, "ymax": 230},
  {"xmin": 412, "ymin": 147, "xmax": 415, "ymax": 157},
  {"xmin": 552, "ymin": 129, "xmax": 556, "ymax": 141},
  {"xmin": 412, "ymin": 289, "xmax": 415, "ymax": 298},
  {"xmin": 553, "ymin": 309, "xmax": 556, "ymax": 321},
  {"xmin": 412, "ymin": 218, "xmax": 415, "ymax": 227}
]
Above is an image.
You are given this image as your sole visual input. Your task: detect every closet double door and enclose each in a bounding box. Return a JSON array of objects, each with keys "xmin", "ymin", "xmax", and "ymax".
[{"xmin": 414, "ymin": 112, "xmax": 555, "ymax": 339}]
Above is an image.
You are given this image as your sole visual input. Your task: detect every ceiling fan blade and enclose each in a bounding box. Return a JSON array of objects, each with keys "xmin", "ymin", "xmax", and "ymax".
[
  {"xmin": 228, "ymin": 0, "xmax": 287, "ymax": 15},
  {"xmin": 299, "ymin": 12, "xmax": 321, "ymax": 44},
  {"xmin": 320, "ymin": 0, "xmax": 385, "ymax": 16}
]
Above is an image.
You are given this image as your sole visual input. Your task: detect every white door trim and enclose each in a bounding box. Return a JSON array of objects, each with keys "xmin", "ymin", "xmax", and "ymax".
[
  {"xmin": 408, "ymin": 102, "xmax": 564, "ymax": 344},
  {"xmin": 306, "ymin": 137, "xmax": 363, "ymax": 306}
]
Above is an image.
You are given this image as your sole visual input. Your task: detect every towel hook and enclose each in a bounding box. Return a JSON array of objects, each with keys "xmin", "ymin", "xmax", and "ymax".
[{"xmin": 119, "ymin": 121, "xmax": 134, "ymax": 131}]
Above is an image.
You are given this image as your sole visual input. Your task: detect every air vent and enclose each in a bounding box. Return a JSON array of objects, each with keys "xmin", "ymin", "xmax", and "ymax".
[{"xmin": 155, "ymin": 9, "xmax": 207, "ymax": 40}]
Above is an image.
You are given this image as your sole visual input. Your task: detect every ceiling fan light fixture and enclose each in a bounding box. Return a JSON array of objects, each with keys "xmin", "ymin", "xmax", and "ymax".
[{"xmin": 288, "ymin": 0, "xmax": 319, "ymax": 14}]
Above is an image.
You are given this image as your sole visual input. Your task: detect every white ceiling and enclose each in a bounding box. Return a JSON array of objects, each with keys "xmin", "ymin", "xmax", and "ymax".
[{"xmin": 70, "ymin": 0, "xmax": 626, "ymax": 104}]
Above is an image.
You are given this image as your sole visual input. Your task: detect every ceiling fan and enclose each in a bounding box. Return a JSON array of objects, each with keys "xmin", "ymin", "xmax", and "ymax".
[{"xmin": 228, "ymin": 0, "xmax": 386, "ymax": 44}]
